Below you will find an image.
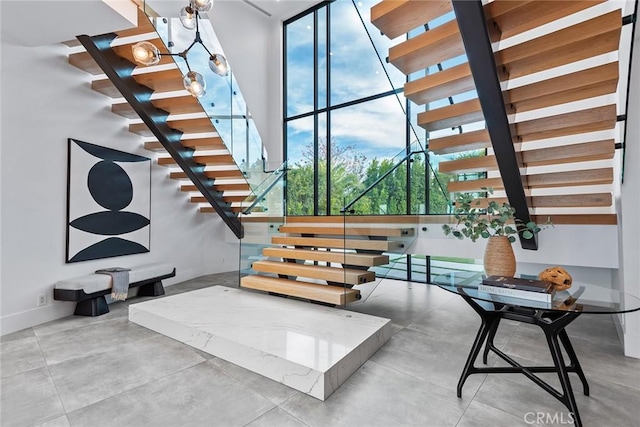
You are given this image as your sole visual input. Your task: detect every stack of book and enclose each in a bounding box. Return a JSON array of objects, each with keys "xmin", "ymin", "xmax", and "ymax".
[{"xmin": 479, "ymin": 276, "xmax": 555, "ymax": 302}]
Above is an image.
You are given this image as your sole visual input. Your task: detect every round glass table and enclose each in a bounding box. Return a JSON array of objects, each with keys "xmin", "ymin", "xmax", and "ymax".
[{"xmin": 432, "ymin": 272, "xmax": 640, "ymax": 427}]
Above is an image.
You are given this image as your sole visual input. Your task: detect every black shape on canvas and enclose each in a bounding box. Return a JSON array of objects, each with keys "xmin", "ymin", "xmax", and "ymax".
[
  {"xmin": 88, "ymin": 161, "xmax": 133, "ymax": 210},
  {"xmin": 69, "ymin": 211, "xmax": 150, "ymax": 235},
  {"xmin": 69, "ymin": 237, "xmax": 148, "ymax": 262},
  {"xmin": 73, "ymin": 139, "xmax": 149, "ymax": 163}
]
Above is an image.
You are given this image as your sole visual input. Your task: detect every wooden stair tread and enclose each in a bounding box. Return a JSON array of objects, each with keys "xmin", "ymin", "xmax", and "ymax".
[
  {"xmin": 240, "ymin": 275, "xmax": 360, "ymax": 305},
  {"xmin": 182, "ymin": 182, "xmax": 251, "ymax": 192},
  {"xmin": 371, "ymin": 0, "xmax": 453, "ymax": 39},
  {"xmin": 114, "ymin": 8, "xmax": 156, "ymax": 39},
  {"xmin": 271, "ymin": 236, "xmax": 404, "ymax": 252},
  {"xmin": 92, "ymin": 69, "xmax": 184, "ymax": 99},
  {"xmin": 158, "ymin": 154, "xmax": 235, "ymax": 166},
  {"xmin": 68, "ymin": 51, "xmax": 102, "ymax": 75},
  {"xmin": 191, "ymin": 195, "xmax": 252, "ymax": 204},
  {"xmin": 130, "ymin": 117, "xmax": 215, "ymax": 136},
  {"xmin": 514, "ymin": 104, "xmax": 616, "ymax": 141},
  {"xmin": 428, "ymin": 129, "xmax": 491, "ymax": 155},
  {"xmin": 496, "ymin": 10, "xmax": 621, "ymax": 80},
  {"xmin": 448, "ymin": 177, "xmax": 504, "ymax": 193},
  {"xmin": 418, "ymin": 98, "xmax": 483, "ymax": 131},
  {"xmin": 475, "ymin": 193, "xmax": 612, "ymax": 208},
  {"xmin": 170, "ymin": 169, "xmax": 244, "ymax": 180},
  {"xmin": 146, "ymin": 137, "xmax": 226, "ymax": 152},
  {"xmin": 263, "ymin": 247, "xmax": 390, "ymax": 267},
  {"xmin": 533, "ymin": 214, "xmax": 616, "ymax": 225},
  {"xmin": 507, "ymin": 62, "xmax": 619, "ymax": 113},
  {"xmin": 279, "ymin": 225, "xmax": 414, "ymax": 237},
  {"xmin": 521, "ymin": 140, "xmax": 615, "ymax": 166},
  {"xmin": 112, "ymin": 38, "xmax": 174, "ymax": 67},
  {"xmin": 251, "ymin": 260, "xmax": 375, "ymax": 285},
  {"xmin": 389, "ymin": 19, "xmax": 464, "ymax": 75},
  {"xmin": 438, "ymin": 155, "xmax": 498, "ymax": 174},
  {"xmin": 404, "ymin": 62, "xmax": 474, "ymax": 105},
  {"xmin": 526, "ymin": 168, "xmax": 613, "ymax": 188},
  {"xmin": 486, "ymin": 0, "xmax": 605, "ymax": 42},
  {"xmin": 113, "ymin": 95, "xmax": 205, "ymax": 118}
]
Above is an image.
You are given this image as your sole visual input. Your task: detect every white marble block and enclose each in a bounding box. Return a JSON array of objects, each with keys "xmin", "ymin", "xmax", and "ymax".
[{"xmin": 129, "ymin": 286, "xmax": 392, "ymax": 400}]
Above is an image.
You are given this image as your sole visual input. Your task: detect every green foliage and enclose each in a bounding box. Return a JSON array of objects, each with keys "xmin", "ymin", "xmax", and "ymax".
[
  {"xmin": 286, "ymin": 138, "xmax": 456, "ymax": 216},
  {"xmin": 441, "ymin": 188, "xmax": 551, "ymax": 243}
]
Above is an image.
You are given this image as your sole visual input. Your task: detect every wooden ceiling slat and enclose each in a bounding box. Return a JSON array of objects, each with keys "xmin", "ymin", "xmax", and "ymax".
[
  {"xmin": 514, "ymin": 104, "xmax": 616, "ymax": 141},
  {"xmin": 496, "ymin": 10, "xmax": 621, "ymax": 80},
  {"xmin": 507, "ymin": 62, "xmax": 619, "ymax": 113},
  {"xmin": 371, "ymin": 0, "xmax": 453, "ymax": 39},
  {"xmin": 418, "ymin": 98, "xmax": 483, "ymax": 131},
  {"xmin": 428, "ymin": 129, "xmax": 491, "ymax": 154},
  {"xmin": 405, "ymin": 62, "xmax": 474, "ymax": 105},
  {"xmin": 486, "ymin": 0, "xmax": 605, "ymax": 42},
  {"xmin": 389, "ymin": 19, "xmax": 464, "ymax": 75}
]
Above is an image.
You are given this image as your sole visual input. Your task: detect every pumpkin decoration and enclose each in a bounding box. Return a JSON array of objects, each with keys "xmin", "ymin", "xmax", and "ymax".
[{"xmin": 539, "ymin": 266, "xmax": 573, "ymax": 291}]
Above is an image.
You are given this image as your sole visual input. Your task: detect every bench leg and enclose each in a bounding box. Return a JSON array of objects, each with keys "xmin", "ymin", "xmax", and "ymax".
[
  {"xmin": 74, "ymin": 296, "xmax": 109, "ymax": 316},
  {"xmin": 137, "ymin": 281, "xmax": 165, "ymax": 297}
]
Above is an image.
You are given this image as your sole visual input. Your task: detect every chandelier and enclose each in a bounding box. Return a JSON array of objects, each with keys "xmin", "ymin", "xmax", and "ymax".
[{"xmin": 131, "ymin": 0, "xmax": 228, "ymax": 98}]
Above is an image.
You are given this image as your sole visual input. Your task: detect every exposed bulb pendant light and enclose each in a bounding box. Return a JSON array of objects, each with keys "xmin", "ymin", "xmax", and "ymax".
[
  {"xmin": 209, "ymin": 54, "xmax": 228, "ymax": 76},
  {"xmin": 191, "ymin": 0, "xmax": 213, "ymax": 12},
  {"xmin": 183, "ymin": 71, "xmax": 206, "ymax": 97},
  {"xmin": 130, "ymin": 0, "xmax": 228, "ymax": 98},
  {"xmin": 132, "ymin": 41, "xmax": 160, "ymax": 66},
  {"xmin": 179, "ymin": 6, "xmax": 196, "ymax": 29}
]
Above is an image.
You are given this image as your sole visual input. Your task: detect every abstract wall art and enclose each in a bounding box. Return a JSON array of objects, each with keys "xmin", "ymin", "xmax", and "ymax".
[{"xmin": 66, "ymin": 138, "xmax": 151, "ymax": 263}]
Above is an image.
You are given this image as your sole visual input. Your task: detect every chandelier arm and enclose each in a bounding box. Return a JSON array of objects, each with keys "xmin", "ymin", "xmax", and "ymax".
[{"xmin": 199, "ymin": 41, "xmax": 213, "ymax": 57}]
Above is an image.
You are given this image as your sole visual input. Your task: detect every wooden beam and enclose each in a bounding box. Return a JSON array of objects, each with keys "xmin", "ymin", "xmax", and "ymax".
[
  {"xmin": 514, "ymin": 105, "xmax": 617, "ymax": 141},
  {"xmin": 240, "ymin": 276, "xmax": 360, "ymax": 305},
  {"xmin": 271, "ymin": 236, "xmax": 404, "ymax": 252},
  {"xmin": 418, "ymin": 98, "xmax": 484, "ymax": 131},
  {"xmin": 405, "ymin": 62, "xmax": 474, "ymax": 105},
  {"xmin": 263, "ymin": 247, "xmax": 390, "ymax": 267},
  {"xmin": 521, "ymin": 140, "xmax": 615, "ymax": 166},
  {"xmin": 251, "ymin": 261, "xmax": 375, "ymax": 285},
  {"xmin": 371, "ymin": 0, "xmax": 453, "ymax": 39},
  {"xmin": 279, "ymin": 225, "xmax": 415, "ymax": 237},
  {"xmin": 428, "ymin": 129, "xmax": 491, "ymax": 154}
]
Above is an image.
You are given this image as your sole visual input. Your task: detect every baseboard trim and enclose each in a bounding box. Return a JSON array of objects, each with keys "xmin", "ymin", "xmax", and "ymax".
[{"xmin": 1, "ymin": 302, "xmax": 75, "ymax": 335}]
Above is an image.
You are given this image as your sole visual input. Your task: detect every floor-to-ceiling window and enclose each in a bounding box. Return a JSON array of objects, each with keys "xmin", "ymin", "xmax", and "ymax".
[{"xmin": 284, "ymin": 0, "xmax": 427, "ymax": 216}]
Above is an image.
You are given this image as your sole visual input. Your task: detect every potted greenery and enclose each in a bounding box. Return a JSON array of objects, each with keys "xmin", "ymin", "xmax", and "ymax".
[{"xmin": 442, "ymin": 188, "xmax": 550, "ymax": 277}]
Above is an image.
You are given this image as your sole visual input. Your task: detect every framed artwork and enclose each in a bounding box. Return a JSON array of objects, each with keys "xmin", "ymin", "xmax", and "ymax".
[{"xmin": 66, "ymin": 138, "xmax": 151, "ymax": 263}]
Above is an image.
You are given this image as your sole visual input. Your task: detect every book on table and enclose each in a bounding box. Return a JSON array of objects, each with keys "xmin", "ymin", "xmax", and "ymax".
[{"xmin": 478, "ymin": 275, "xmax": 556, "ymax": 303}]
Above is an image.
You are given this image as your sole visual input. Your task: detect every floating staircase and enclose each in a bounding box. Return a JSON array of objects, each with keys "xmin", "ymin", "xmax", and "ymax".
[
  {"xmin": 240, "ymin": 220, "xmax": 416, "ymax": 306},
  {"xmin": 371, "ymin": 0, "xmax": 624, "ymax": 225},
  {"xmin": 64, "ymin": 6, "xmax": 252, "ymax": 236}
]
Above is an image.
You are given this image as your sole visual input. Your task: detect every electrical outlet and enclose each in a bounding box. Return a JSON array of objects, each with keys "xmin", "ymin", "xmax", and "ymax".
[{"xmin": 37, "ymin": 294, "xmax": 47, "ymax": 307}]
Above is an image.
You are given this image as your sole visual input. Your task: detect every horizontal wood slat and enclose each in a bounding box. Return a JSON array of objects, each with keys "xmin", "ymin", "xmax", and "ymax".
[
  {"xmin": 486, "ymin": 0, "xmax": 605, "ymax": 42},
  {"xmin": 496, "ymin": 10, "xmax": 621, "ymax": 80},
  {"xmin": 514, "ymin": 105, "xmax": 616, "ymax": 141},
  {"xmin": 418, "ymin": 98, "xmax": 483, "ymax": 131},
  {"xmin": 526, "ymin": 168, "xmax": 613, "ymax": 188},
  {"xmin": 428, "ymin": 129, "xmax": 491, "ymax": 154},
  {"xmin": 251, "ymin": 260, "xmax": 375, "ymax": 285},
  {"xmin": 130, "ymin": 117, "xmax": 215, "ymax": 136},
  {"xmin": 438, "ymin": 155, "xmax": 498, "ymax": 173},
  {"xmin": 532, "ymin": 214, "xmax": 616, "ymax": 225},
  {"xmin": 371, "ymin": 0, "xmax": 453, "ymax": 39},
  {"xmin": 271, "ymin": 236, "xmax": 404, "ymax": 252},
  {"xmin": 240, "ymin": 276, "xmax": 360, "ymax": 305},
  {"xmin": 389, "ymin": 19, "xmax": 464, "ymax": 75},
  {"xmin": 405, "ymin": 62, "xmax": 474, "ymax": 105},
  {"xmin": 507, "ymin": 62, "xmax": 619, "ymax": 113},
  {"xmin": 179, "ymin": 182, "xmax": 249, "ymax": 192},
  {"xmin": 113, "ymin": 95, "xmax": 205, "ymax": 118},
  {"xmin": 92, "ymin": 68, "xmax": 184, "ymax": 98},
  {"xmin": 158, "ymin": 154, "xmax": 235, "ymax": 166},
  {"xmin": 448, "ymin": 177, "xmax": 504, "ymax": 193},
  {"xmin": 531, "ymin": 193, "xmax": 612, "ymax": 207},
  {"xmin": 68, "ymin": 51, "xmax": 102, "ymax": 75},
  {"xmin": 262, "ymin": 247, "xmax": 390, "ymax": 267},
  {"xmin": 521, "ymin": 140, "xmax": 614, "ymax": 166},
  {"xmin": 170, "ymin": 169, "xmax": 244, "ymax": 179},
  {"xmin": 279, "ymin": 225, "xmax": 414, "ymax": 237}
]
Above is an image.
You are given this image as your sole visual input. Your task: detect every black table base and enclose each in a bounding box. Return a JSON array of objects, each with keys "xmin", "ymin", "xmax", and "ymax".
[{"xmin": 457, "ymin": 291, "xmax": 590, "ymax": 427}]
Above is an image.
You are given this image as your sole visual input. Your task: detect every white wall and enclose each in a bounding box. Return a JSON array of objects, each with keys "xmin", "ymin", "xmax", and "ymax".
[
  {"xmin": 616, "ymin": 17, "xmax": 640, "ymax": 357},
  {"xmin": 209, "ymin": 1, "xmax": 284, "ymax": 164},
  {"xmin": 0, "ymin": 39, "xmax": 239, "ymax": 335}
]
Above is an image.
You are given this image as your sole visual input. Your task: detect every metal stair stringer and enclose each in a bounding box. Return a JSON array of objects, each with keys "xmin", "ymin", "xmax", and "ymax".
[{"xmin": 77, "ymin": 33, "xmax": 243, "ymax": 238}]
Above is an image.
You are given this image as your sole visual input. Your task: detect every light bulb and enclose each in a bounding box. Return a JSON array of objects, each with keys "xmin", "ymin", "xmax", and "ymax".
[
  {"xmin": 191, "ymin": 0, "xmax": 212, "ymax": 12},
  {"xmin": 131, "ymin": 41, "xmax": 160, "ymax": 66},
  {"xmin": 183, "ymin": 71, "xmax": 206, "ymax": 97},
  {"xmin": 208, "ymin": 54, "xmax": 229, "ymax": 76},
  {"xmin": 179, "ymin": 6, "xmax": 196, "ymax": 29}
]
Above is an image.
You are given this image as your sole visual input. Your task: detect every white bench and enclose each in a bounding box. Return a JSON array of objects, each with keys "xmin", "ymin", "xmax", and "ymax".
[{"xmin": 53, "ymin": 263, "xmax": 176, "ymax": 316}]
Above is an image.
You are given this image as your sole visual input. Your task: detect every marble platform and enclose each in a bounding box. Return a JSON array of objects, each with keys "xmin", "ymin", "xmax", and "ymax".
[{"xmin": 129, "ymin": 286, "xmax": 392, "ymax": 400}]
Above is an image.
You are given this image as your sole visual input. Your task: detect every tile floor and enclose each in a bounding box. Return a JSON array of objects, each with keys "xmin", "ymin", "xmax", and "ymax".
[{"xmin": 1, "ymin": 272, "xmax": 639, "ymax": 427}]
